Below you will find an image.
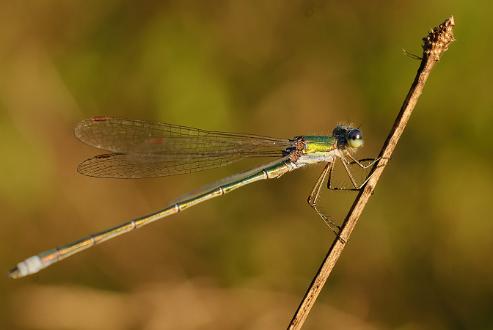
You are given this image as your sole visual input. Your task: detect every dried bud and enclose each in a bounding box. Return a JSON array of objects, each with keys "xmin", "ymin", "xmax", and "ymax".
[{"xmin": 422, "ymin": 16, "xmax": 455, "ymax": 61}]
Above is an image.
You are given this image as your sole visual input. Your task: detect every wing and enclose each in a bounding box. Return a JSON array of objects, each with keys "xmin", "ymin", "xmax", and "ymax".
[
  {"xmin": 75, "ymin": 117, "xmax": 293, "ymax": 178},
  {"xmin": 77, "ymin": 153, "xmax": 246, "ymax": 178},
  {"xmin": 75, "ymin": 117, "xmax": 291, "ymax": 155}
]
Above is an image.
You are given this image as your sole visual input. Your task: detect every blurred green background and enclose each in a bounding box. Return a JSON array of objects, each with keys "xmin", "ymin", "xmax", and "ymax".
[{"xmin": 0, "ymin": 1, "xmax": 491, "ymax": 329}]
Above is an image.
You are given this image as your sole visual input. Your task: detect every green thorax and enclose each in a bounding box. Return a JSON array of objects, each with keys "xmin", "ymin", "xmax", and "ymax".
[{"xmin": 302, "ymin": 136, "xmax": 336, "ymax": 154}]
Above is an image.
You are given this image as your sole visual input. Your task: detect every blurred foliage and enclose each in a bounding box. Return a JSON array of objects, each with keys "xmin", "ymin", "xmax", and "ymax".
[{"xmin": 0, "ymin": 1, "xmax": 491, "ymax": 329}]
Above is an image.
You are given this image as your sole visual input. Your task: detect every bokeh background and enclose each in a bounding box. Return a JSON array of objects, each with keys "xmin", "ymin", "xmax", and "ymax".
[{"xmin": 1, "ymin": 1, "xmax": 491, "ymax": 329}]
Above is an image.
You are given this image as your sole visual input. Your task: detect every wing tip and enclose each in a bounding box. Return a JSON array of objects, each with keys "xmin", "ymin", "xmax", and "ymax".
[
  {"xmin": 74, "ymin": 116, "xmax": 115, "ymax": 141},
  {"xmin": 77, "ymin": 154, "xmax": 112, "ymax": 178},
  {"xmin": 77, "ymin": 153, "xmax": 150, "ymax": 179}
]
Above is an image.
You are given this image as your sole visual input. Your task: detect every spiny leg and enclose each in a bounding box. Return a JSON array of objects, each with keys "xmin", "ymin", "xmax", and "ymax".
[
  {"xmin": 345, "ymin": 154, "xmax": 383, "ymax": 169},
  {"xmin": 307, "ymin": 162, "xmax": 345, "ymax": 243},
  {"xmin": 328, "ymin": 156, "xmax": 385, "ymax": 191},
  {"xmin": 341, "ymin": 157, "xmax": 360, "ymax": 189},
  {"xmin": 308, "ymin": 162, "xmax": 331, "ymax": 203}
]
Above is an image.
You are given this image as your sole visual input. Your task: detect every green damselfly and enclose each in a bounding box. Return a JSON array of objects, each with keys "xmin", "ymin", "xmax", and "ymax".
[{"xmin": 9, "ymin": 116, "xmax": 377, "ymax": 278}]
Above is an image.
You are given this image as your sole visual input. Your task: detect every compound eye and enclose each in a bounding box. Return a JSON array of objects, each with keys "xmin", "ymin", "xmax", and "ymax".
[{"xmin": 347, "ymin": 129, "xmax": 364, "ymax": 148}]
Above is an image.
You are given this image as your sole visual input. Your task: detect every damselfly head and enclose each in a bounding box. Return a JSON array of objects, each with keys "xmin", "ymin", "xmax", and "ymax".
[{"xmin": 332, "ymin": 125, "xmax": 364, "ymax": 149}]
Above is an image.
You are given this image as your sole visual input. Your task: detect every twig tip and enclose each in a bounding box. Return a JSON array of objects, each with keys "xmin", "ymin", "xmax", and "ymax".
[{"xmin": 422, "ymin": 16, "xmax": 456, "ymax": 61}]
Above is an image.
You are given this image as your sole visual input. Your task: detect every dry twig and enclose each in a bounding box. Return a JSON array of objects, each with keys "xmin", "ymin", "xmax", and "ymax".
[{"xmin": 288, "ymin": 16, "xmax": 455, "ymax": 329}]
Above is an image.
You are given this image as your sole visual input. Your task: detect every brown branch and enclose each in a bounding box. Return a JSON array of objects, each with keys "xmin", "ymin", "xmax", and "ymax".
[{"xmin": 288, "ymin": 16, "xmax": 455, "ymax": 329}]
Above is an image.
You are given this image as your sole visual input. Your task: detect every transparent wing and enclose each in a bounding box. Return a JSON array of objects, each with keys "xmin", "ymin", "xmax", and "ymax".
[
  {"xmin": 75, "ymin": 117, "xmax": 293, "ymax": 178},
  {"xmin": 77, "ymin": 153, "xmax": 249, "ymax": 178},
  {"xmin": 75, "ymin": 117, "xmax": 291, "ymax": 155}
]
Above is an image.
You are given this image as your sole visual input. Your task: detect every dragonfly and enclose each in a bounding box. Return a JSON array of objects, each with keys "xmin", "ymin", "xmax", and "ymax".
[{"xmin": 9, "ymin": 116, "xmax": 378, "ymax": 279}]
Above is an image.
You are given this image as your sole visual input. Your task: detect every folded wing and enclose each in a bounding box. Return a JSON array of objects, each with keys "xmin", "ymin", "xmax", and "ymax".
[{"xmin": 75, "ymin": 117, "xmax": 292, "ymax": 178}]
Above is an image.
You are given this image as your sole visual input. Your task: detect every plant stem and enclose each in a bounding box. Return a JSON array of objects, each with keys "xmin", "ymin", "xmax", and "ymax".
[{"xmin": 288, "ymin": 16, "xmax": 455, "ymax": 330}]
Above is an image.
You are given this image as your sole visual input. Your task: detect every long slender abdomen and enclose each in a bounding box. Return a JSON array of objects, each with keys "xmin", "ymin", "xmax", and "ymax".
[{"xmin": 9, "ymin": 158, "xmax": 299, "ymax": 278}]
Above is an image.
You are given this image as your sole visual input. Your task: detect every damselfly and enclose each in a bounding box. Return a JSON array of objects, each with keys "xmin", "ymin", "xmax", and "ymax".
[{"xmin": 9, "ymin": 116, "xmax": 377, "ymax": 278}]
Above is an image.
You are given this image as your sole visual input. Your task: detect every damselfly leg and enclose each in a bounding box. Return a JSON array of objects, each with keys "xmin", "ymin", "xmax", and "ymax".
[
  {"xmin": 307, "ymin": 162, "xmax": 346, "ymax": 243},
  {"xmin": 328, "ymin": 157, "xmax": 382, "ymax": 191}
]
